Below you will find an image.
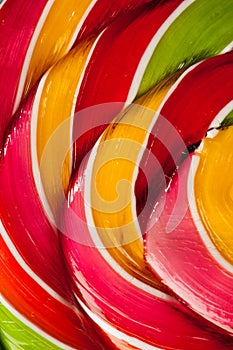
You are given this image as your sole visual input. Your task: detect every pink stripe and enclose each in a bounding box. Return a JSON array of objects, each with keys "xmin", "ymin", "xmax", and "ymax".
[
  {"xmin": 145, "ymin": 157, "xmax": 233, "ymax": 333},
  {"xmin": 61, "ymin": 157, "xmax": 229, "ymax": 349},
  {"xmin": 136, "ymin": 52, "xmax": 233, "ymax": 232}
]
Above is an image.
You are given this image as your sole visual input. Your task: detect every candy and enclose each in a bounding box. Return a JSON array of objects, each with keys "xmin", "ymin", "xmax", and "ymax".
[
  {"xmin": 145, "ymin": 119, "xmax": 233, "ymax": 333},
  {"xmin": 1, "ymin": 0, "xmax": 233, "ymax": 349},
  {"xmin": 60, "ymin": 53, "xmax": 233, "ymax": 348},
  {"xmin": 0, "ymin": 0, "xmax": 91, "ymax": 147}
]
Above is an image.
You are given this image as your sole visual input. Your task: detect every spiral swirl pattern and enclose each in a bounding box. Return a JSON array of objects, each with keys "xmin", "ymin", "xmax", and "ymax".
[{"xmin": 1, "ymin": 1, "xmax": 233, "ymax": 349}]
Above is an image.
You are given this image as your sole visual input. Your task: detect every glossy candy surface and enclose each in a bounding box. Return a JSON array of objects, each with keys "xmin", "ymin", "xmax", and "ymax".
[
  {"xmin": 145, "ymin": 123, "xmax": 233, "ymax": 333},
  {"xmin": 1, "ymin": 0, "xmax": 233, "ymax": 349}
]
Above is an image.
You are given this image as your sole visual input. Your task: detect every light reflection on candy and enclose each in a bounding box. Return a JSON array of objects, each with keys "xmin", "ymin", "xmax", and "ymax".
[
  {"xmin": 1, "ymin": 0, "xmax": 233, "ymax": 349},
  {"xmin": 73, "ymin": 0, "xmax": 155, "ymax": 43},
  {"xmin": 0, "ymin": 301, "xmax": 72, "ymax": 350},
  {"xmin": 36, "ymin": 38, "xmax": 96, "ymax": 217},
  {"xmin": 0, "ymin": 0, "xmax": 92, "ymax": 146},
  {"xmin": 0, "ymin": 232, "xmax": 105, "ymax": 349},
  {"xmin": 0, "ymin": 0, "xmax": 151, "ymax": 148},
  {"xmin": 61, "ymin": 142, "xmax": 232, "ymax": 349},
  {"xmin": 194, "ymin": 110, "xmax": 233, "ymax": 264},
  {"xmin": 137, "ymin": 0, "xmax": 233, "ymax": 97},
  {"xmin": 32, "ymin": 1, "xmax": 184, "ymax": 221},
  {"xmin": 145, "ymin": 105, "xmax": 233, "ymax": 334},
  {"xmin": 137, "ymin": 51, "xmax": 233, "ymax": 232},
  {"xmin": 37, "ymin": 0, "xmax": 192, "ymax": 224},
  {"xmin": 72, "ymin": 0, "xmax": 184, "ymax": 173},
  {"xmin": 0, "ymin": 91, "xmax": 109, "ymax": 348},
  {"xmin": 60, "ymin": 54, "xmax": 233, "ymax": 350},
  {"xmin": 72, "ymin": 0, "xmax": 233, "ymax": 173}
]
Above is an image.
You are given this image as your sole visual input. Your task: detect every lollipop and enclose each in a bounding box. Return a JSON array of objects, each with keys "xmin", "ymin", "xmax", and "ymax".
[
  {"xmin": 1, "ymin": 1, "xmax": 154, "ymax": 348},
  {"xmin": 1, "ymin": 0, "xmax": 233, "ymax": 349}
]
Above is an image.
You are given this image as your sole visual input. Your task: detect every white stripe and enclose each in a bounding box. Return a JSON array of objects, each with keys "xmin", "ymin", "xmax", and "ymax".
[
  {"xmin": 151, "ymin": 60, "xmax": 201, "ymax": 119},
  {"xmin": 125, "ymin": 0, "xmax": 196, "ymax": 105},
  {"xmin": 30, "ymin": 35, "xmax": 102, "ymax": 229},
  {"xmin": 67, "ymin": 0, "xmax": 98, "ymax": 50},
  {"xmin": 69, "ymin": 30, "xmax": 105, "ymax": 167},
  {"xmin": 188, "ymin": 154, "xmax": 233, "ymax": 275},
  {"xmin": 130, "ymin": 62, "xmax": 201, "ymax": 235},
  {"xmin": 30, "ymin": 37, "xmax": 99, "ymax": 207},
  {"xmin": 0, "ymin": 0, "xmax": 7, "ymax": 9},
  {"xmin": 206, "ymin": 100, "xmax": 233, "ymax": 138},
  {"xmin": 132, "ymin": 38, "xmax": 233, "ymax": 188},
  {"xmin": 187, "ymin": 157, "xmax": 233, "ymax": 333},
  {"xmin": 13, "ymin": 0, "xmax": 98, "ymax": 115},
  {"xmin": 81, "ymin": 63, "xmax": 199, "ymax": 302},
  {"xmin": 30, "ymin": 69, "xmax": 56, "ymax": 226},
  {"xmin": 77, "ymin": 296, "xmax": 163, "ymax": 350},
  {"xmin": 84, "ymin": 41, "xmax": 202, "ymax": 268},
  {"xmin": 188, "ymin": 101, "xmax": 233, "ymax": 273},
  {"xmin": 13, "ymin": 0, "xmax": 55, "ymax": 114},
  {"xmin": 220, "ymin": 41, "xmax": 233, "ymax": 54},
  {"xmin": 133, "ymin": 41, "xmax": 233, "ymax": 187},
  {"xmin": 0, "ymin": 219, "xmax": 73, "ymax": 308},
  {"xmin": 83, "ymin": 136, "xmax": 175, "ymax": 301},
  {"xmin": 1, "ymin": 297, "xmax": 75, "ymax": 350},
  {"xmin": 81, "ymin": 42, "xmax": 232, "ymax": 304}
]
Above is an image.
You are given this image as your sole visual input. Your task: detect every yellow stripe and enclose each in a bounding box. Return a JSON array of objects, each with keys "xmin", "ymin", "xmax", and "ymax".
[
  {"xmin": 195, "ymin": 127, "xmax": 233, "ymax": 264},
  {"xmin": 37, "ymin": 39, "xmax": 94, "ymax": 218},
  {"xmin": 91, "ymin": 73, "xmax": 180, "ymax": 287},
  {"xmin": 23, "ymin": 0, "xmax": 92, "ymax": 98}
]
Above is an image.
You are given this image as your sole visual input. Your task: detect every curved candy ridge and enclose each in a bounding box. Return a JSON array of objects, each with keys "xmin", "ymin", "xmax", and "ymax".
[
  {"xmin": 36, "ymin": 39, "xmax": 95, "ymax": 219},
  {"xmin": 0, "ymin": 301, "xmax": 65, "ymax": 350},
  {"xmin": 72, "ymin": 0, "xmax": 184, "ymax": 172},
  {"xmin": 1, "ymin": 1, "xmax": 233, "ymax": 349},
  {"xmin": 137, "ymin": 0, "xmax": 233, "ymax": 96},
  {"xmin": 0, "ymin": 90, "xmax": 108, "ymax": 348},
  {"xmin": 61, "ymin": 145, "xmax": 230, "ymax": 349},
  {"xmin": 145, "ymin": 110, "xmax": 233, "ymax": 333}
]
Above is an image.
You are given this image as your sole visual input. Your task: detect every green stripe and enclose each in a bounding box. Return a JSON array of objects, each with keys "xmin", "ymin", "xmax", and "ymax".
[
  {"xmin": 0, "ymin": 335, "xmax": 7, "ymax": 350},
  {"xmin": 137, "ymin": 0, "xmax": 233, "ymax": 97},
  {"xmin": 0, "ymin": 304, "xmax": 62, "ymax": 350},
  {"xmin": 221, "ymin": 110, "xmax": 233, "ymax": 128}
]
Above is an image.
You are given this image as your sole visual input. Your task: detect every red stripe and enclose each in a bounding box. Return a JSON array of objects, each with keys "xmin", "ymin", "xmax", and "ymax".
[
  {"xmin": 136, "ymin": 52, "xmax": 233, "ymax": 231},
  {"xmin": 74, "ymin": 0, "xmax": 155, "ymax": 43},
  {"xmin": 0, "ymin": 0, "xmax": 48, "ymax": 146},
  {"xmin": 0, "ymin": 88, "xmax": 73, "ymax": 300},
  {"xmin": 72, "ymin": 0, "xmax": 182, "ymax": 172},
  {"xmin": 0, "ymin": 236, "xmax": 107, "ymax": 349},
  {"xmin": 61, "ymin": 159, "xmax": 229, "ymax": 349}
]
